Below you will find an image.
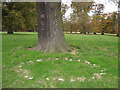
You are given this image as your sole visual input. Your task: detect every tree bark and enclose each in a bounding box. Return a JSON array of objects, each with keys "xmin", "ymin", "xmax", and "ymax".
[{"xmin": 32, "ymin": 2, "xmax": 69, "ymax": 53}]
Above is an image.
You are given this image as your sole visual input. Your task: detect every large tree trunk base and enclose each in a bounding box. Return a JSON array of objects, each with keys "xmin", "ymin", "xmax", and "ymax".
[
  {"xmin": 31, "ymin": 42, "xmax": 70, "ymax": 53},
  {"xmin": 31, "ymin": 46, "xmax": 69, "ymax": 53}
]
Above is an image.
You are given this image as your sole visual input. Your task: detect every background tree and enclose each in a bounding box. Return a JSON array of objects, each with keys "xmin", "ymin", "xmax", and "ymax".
[
  {"xmin": 98, "ymin": 15, "xmax": 107, "ymax": 35},
  {"xmin": 63, "ymin": 13, "xmax": 82, "ymax": 34},
  {"xmin": 77, "ymin": 12, "xmax": 91, "ymax": 34},
  {"xmin": 107, "ymin": 0, "xmax": 119, "ymax": 36},
  {"xmin": 2, "ymin": 2, "xmax": 36, "ymax": 34},
  {"xmin": 107, "ymin": 12, "xmax": 118, "ymax": 34},
  {"xmin": 72, "ymin": 2, "xmax": 93, "ymax": 34},
  {"xmin": 91, "ymin": 15, "xmax": 99, "ymax": 34},
  {"xmin": 69, "ymin": 14, "xmax": 78, "ymax": 33},
  {"xmin": 91, "ymin": 3, "xmax": 105, "ymax": 34},
  {"xmin": 117, "ymin": 0, "xmax": 120, "ymax": 36},
  {"xmin": 63, "ymin": 19, "xmax": 71, "ymax": 33}
]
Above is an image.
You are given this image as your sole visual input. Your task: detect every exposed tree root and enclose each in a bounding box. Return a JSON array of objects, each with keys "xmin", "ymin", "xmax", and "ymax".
[{"xmin": 30, "ymin": 43, "xmax": 70, "ymax": 53}]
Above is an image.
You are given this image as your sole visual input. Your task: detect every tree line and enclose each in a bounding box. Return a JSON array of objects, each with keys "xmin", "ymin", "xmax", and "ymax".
[
  {"xmin": 2, "ymin": 2, "xmax": 36, "ymax": 34},
  {"xmin": 2, "ymin": 2, "xmax": 119, "ymax": 36},
  {"xmin": 63, "ymin": 2, "xmax": 119, "ymax": 36}
]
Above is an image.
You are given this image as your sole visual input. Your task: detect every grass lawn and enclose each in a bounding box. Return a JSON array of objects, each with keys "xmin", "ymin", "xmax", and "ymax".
[{"xmin": 2, "ymin": 32, "xmax": 118, "ymax": 88}]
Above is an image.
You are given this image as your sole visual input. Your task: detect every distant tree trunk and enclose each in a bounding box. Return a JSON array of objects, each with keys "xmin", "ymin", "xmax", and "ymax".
[
  {"xmin": 101, "ymin": 31, "xmax": 104, "ymax": 35},
  {"xmin": 80, "ymin": 32, "xmax": 82, "ymax": 34},
  {"xmin": 80, "ymin": 32, "xmax": 86, "ymax": 34},
  {"xmin": 7, "ymin": 29, "xmax": 13, "ymax": 34},
  {"xmin": 93, "ymin": 32, "xmax": 96, "ymax": 34},
  {"xmin": 70, "ymin": 24, "xmax": 73, "ymax": 34},
  {"xmin": 32, "ymin": 2, "xmax": 69, "ymax": 53},
  {"xmin": 117, "ymin": 34, "xmax": 120, "ymax": 37},
  {"xmin": 70, "ymin": 31, "xmax": 72, "ymax": 34},
  {"xmin": 101, "ymin": 32, "xmax": 104, "ymax": 35}
]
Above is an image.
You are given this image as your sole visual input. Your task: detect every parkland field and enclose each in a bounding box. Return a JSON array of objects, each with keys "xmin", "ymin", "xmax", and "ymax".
[{"xmin": 2, "ymin": 32, "xmax": 118, "ymax": 88}]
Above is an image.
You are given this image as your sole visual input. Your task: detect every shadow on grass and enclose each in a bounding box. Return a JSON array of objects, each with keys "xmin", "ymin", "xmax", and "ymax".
[
  {"xmin": 65, "ymin": 33, "xmax": 119, "ymax": 37},
  {"xmin": 2, "ymin": 33, "xmax": 37, "ymax": 36},
  {"xmin": 104, "ymin": 34, "xmax": 119, "ymax": 37},
  {"xmin": 2, "ymin": 32, "xmax": 119, "ymax": 37}
]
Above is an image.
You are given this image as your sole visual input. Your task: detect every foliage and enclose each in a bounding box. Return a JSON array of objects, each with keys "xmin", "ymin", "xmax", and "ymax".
[
  {"xmin": 91, "ymin": 12, "xmax": 118, "ymax": 34},
  {"xmin": 63, "ymin": 14, "xmax": 79, "ymax": 33},
  {"xmin": 72, "ymin": 2, "xmax": 93, "ymax": 13},
  {"xmin": 63, "ymin": 2, "xmax": 93, "ymax": 33},
  {"xmin": 2, "ymin": 2, "xmax": 119, "ymax": 35},
  {"xmin": 76, "ymin": 12, "xmax": 91, "ymax": 33},
  {"xmin": 2, "ymin": 2, "xmax": 36, "ymax": 33},
  {"xmin": 72, "ymin": 2, "xmax": 93, "ymax": 33}
]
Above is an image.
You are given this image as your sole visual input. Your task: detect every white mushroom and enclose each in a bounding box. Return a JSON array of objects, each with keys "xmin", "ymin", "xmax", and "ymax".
[
  {"xmin": 46, "ymin": 78, "xmax": 49, "ymax": 80},
  {"xmin": 37, "ymin": 59, "xmax": 42, "ymax": 62},
  {"xmin": 28, "ymin": 77, "xmax": 33, "ymax": 80},
  {"xmin": 58, "ymin": 78, "xmax": 64, "ymax": 81}
]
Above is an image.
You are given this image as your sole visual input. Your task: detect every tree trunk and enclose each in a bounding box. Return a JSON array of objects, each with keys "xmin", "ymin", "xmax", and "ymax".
[
  {"xmin": 32, "ymin": 2, "xmax": 69, "ymax": 53},
  {"xmin": 101, "ymin": 32, "xmax": 104, "ymax": 35},
  {"xmin": 80, "ymin": 32, "xmax": 86, "ymax": 34},
  {"xmin": 7, "ymin": 29, "xmax": 13, "ymax": 34},
  {"xmin": 116, "ymin": 7, "xmax": 119, "ymax": 37},
  {"xmin": 101, "ymin": 31, "xmax": 104, "ymax": 35},
  {"xmin": 93, "ymin": 32, "xmax": 96, "ymax": 34},
  {"xmin": 70, "ymin": 31, "xmax": 72, "ymax": 34},
  {"xmin": 117, "ymin": 34, "xmax": 119, "ymax": 37}
]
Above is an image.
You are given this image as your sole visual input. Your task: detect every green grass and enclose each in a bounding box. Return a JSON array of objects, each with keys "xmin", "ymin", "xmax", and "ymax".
[{"xmin": 2, "ymin": 32, "xmax": 118, "ymax": 88}]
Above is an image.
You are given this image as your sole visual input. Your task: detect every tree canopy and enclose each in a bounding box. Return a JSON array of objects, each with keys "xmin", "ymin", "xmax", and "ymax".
[{"xmin": 2, "ymin": 2, "xmax": 36, "ymax": 34}]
